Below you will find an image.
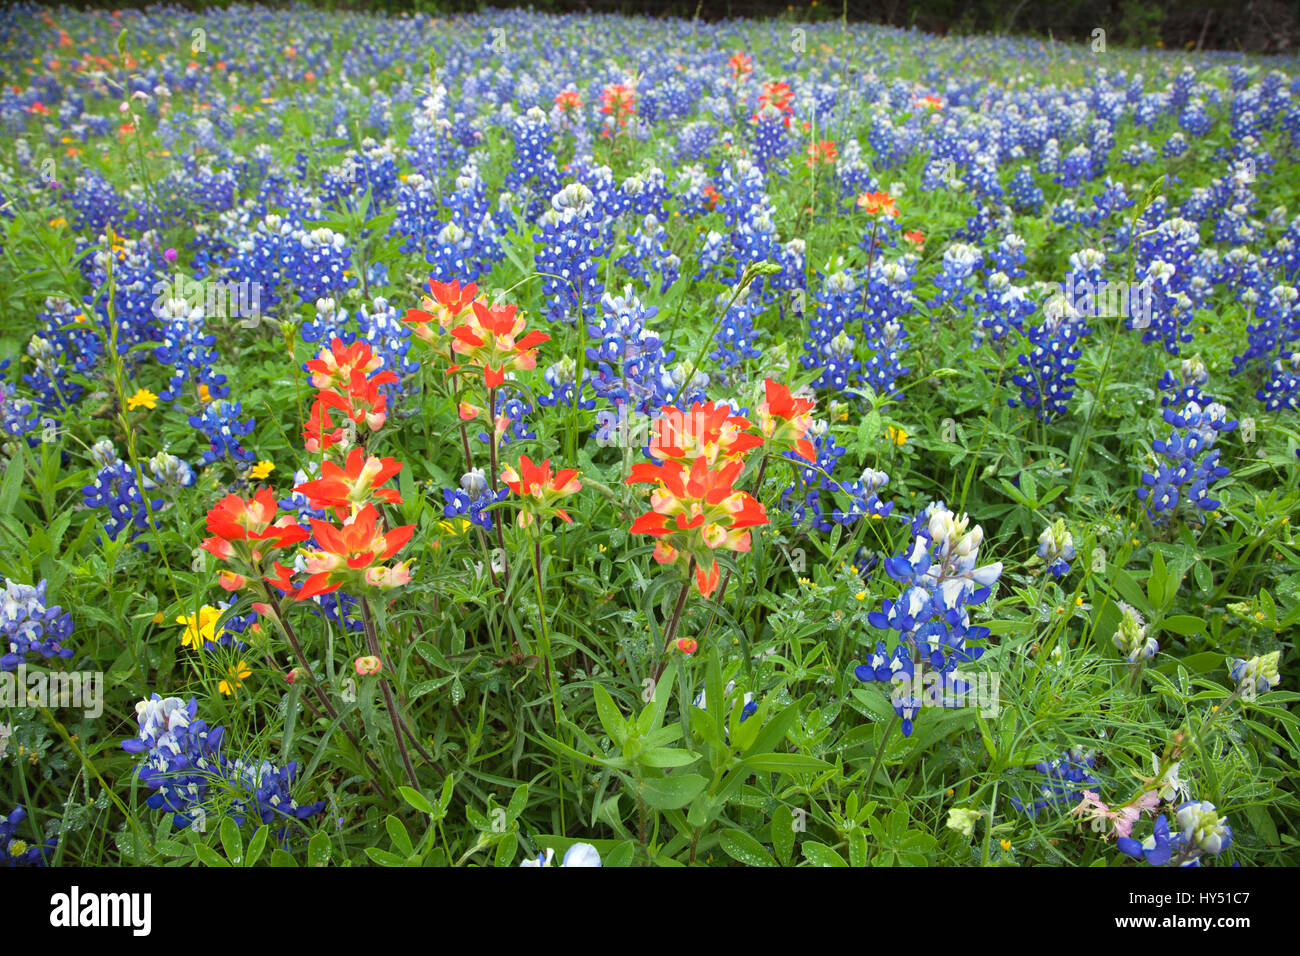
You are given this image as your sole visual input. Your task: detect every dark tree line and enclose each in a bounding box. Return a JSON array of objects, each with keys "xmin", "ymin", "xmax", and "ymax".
[{"xmin": 48, "ymin": 0, "xmax": 1300, "ymax": 54}]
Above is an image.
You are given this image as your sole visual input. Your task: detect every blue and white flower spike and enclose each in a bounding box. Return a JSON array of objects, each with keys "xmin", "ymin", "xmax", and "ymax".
[{"xmin": 520, "ymin": 843, "xmax": 603, "ymax": 867}]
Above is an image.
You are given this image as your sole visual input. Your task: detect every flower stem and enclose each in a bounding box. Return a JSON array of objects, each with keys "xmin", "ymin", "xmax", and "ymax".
[
  {"xmin": 360, "ymin": 597, "xmax": 419, "ymax": 788},
  {"xmin": 653, "ymin": 557, "xmax": 696, "ymax": 683}
]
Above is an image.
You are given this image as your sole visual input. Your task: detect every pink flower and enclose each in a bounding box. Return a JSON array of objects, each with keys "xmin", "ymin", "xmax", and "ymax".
[{"xmin": 354, "ymin": 655, "xmax": 383, "ymax": 676}]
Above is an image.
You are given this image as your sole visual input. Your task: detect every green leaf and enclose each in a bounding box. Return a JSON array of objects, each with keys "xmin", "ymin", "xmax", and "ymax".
[
  {"xmin": 364, "ymin": 847, "xmax": 407, "ymax": 866},
  {"xmin": 639, "ymin": 773, "xmax": 707, "ymax": 810},
  {"xmin": 385, "ymin": 815, "xmax": 414, "ymax": 857},
  {"xmin": 219, "ymin": 817, "xmax": 243, "ymax": 865},
  {"xmin": 770, "ymin": 806, "xmax": 795, "ymax": 865},
  {"xmin": 307, "ymin": 831, "xmax": 332, "ymax": 868},
  {"xmin": 802, "ymin": 841, "xmax": 848, "ymax": 867},
  {"xmin": 400, "ymin": 786, "xmax": 435, "ymax": 815},
  {"xmin": 245, "ymin": 826, "xmax": 269, "ymax": 867},
  {"xmin": 719, "ymin": 828, "xmax": 777, "ymax": 866},
  {"xmin": 592, "ymin": 684, "xmax": 628, "ymax": 745},
  {"xmin": 193, "ymin": 842, "xmax": 230, "ymax": 868},
  {"xmin": 736, "ymin": 753, "xmax": 832, "ymax": 774},
  {"xmin": 1159, "ymin": 614, "xmax": 1206, "ymax": 636}
]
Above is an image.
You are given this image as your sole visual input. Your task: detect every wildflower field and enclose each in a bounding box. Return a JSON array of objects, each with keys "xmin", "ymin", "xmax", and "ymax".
[{"xmin": 0, "ymin": 3, "xmax": 1298, "ymax": 873}]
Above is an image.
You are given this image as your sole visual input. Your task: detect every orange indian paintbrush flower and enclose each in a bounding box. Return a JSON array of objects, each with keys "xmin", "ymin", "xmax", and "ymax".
[
  {"xmin": 293, "ymin": 446, "xmax": 403, "ymax": 520},
  {"xmin": 283, "ymin": 504, "xmax": 415, "ymax": 600},
  {"xmin": 446, "ymin": 301, "xmax": 550, "ymax": 388},
  {"xmin": 627, "ymin": 453, "xmax": 768, "ymax": 598},
  {"xmin": 403, "ymin": 278, "xmax": 480, "ymax": 349},
  {"xmin": 754, "ymin": 378, "xmax": 816, "ymax": 462},
  {"xmin": 200, "ymin": 488, "xmax": 309, "ymax": 592},
  {"xmin": 500, "ymin": 455, "xmax": 582, "ymax": 529},
  {"xmin": 647, "ymin": 401, "xmax": 764, "ymax": 468},
  {"xmin": 857, "ymin": 190, "xmax": 900, "ymax": 218}
]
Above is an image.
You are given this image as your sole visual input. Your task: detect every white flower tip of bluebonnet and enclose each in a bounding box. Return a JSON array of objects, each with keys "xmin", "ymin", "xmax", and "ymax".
[
  {"xmin": 971, "ymin": 562, "xmax": 1002, "ymax": 587},
  {"xmin": 1175, "ymin": 801, "xmax": 1230, "ymax": 855},
  {"xmin": 519, "ymin": 848, "xmax": 556, "ymax": 868},
  {"xmin": 561, "ymin": 843, "xmax": 602, "ymax": 867},
  {"xmin": 860, "ymin": 467, "xmax": 889, "ymax": 490}
]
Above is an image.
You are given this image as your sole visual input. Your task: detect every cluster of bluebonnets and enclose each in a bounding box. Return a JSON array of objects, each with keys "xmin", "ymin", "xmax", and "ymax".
[{"xmin": 0, "ymin": 3, "xmax": 1295, "ymax": 866}]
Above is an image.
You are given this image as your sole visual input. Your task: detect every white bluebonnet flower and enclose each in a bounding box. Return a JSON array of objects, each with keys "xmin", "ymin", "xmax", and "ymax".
[
  {"xmin": 520, "ymin": 842, "xmax": 602, "ymax": 867},
  {"xmin": 1037, "ymin": 518, "xmax": 1075, "ymax": 577},
  {"xmin": 859, "ymin": 503, "xmax": 1002, "ymax": 736},
  {"xmin": 89, "ymin": 438, "xmax": 118, "ymax": 468},
  {"xmin": 1113, "ymin": 602, "xmax": 1157, "ymax": 662},
  {"xmin": 1174, "ymin": 801, "xmax": 1232, "ymax": 856},
  {"xmin": 1228, "ymin": 651, "xmax": 1281, "ymax": 697}
]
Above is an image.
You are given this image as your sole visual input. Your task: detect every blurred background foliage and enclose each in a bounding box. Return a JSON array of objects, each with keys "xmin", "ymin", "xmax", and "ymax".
[{"xmin": 47, "ymin": 1, "xmax": 1299, "ymax": 54}]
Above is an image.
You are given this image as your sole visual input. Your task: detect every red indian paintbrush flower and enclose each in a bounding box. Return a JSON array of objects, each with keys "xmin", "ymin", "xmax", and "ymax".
[
  {"xmin": 285, "ymin": 504, "xmax": 415, "ymax": 600},
  {"xmin": 447, "ymin": 300, "xmax": 549, "ymax": 388},
  {"xmin": 301, "ymin": 398, "xmax": 345, "ymax": 455},
  {"xmin": 294, "ymin": 446, "xmax": 403, "ymax": 520},
  {"xmin": 200, "ymin": 488, "xmax": 309, "ymax": 591},
  {"xmin": 754, "ymin": 379, "xmax": 816, "ymax": 462},
  {"xmin": 647, "ymin": 401, "xmax": 764, "ymax": 468},
  {"xmin": 554, "ymin": 89, "xmax": 583, "ymax": 111},
  {"xmin": 317, "ymin": 366, "xmax": 393, "ymax": 434},
  {"xmin": 305, "ymin": 338, "xmax": 391, "ymax": 393},
  {"xmin": 857, "ymin": 190, "xmax": 900, "ymax": 218},
  {"xmin": 728, "ymin": 52, "xmax": 753, "ymax": 81},
  {"xmin": 805, "ymin": 140, "xmax": 838, "ymax": 168},
  {"xmin": 404, "ymin": 278, "xmax": 479, "ymax": 349},
  {"xmin": 599, "ymin": 83, "xmax": 637, "ymax": 133},
  {"xmin": 753, "ymin": 80, "xmax": 794, "ymax": 126},
  {"xmin": 627, "ymin": 454, "xmax": 768, "ymax": 598},
  {"xmin": 500, "ymin": 455, "xmax": 582, "ymax": 529}
]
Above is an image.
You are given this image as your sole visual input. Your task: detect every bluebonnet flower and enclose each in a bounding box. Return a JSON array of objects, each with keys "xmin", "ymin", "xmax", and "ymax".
[
  {"xmin": 930, "ymin": 242, "xmax": 983, "ymax": 315},
  {"xmin": 0, "ymin": 579, "xmax": 74, "ymax": 672},
  {"xmin": 1113, "ymin": 602, "xmax": 1157, "ymax": 662},
  {"xmin": 534, "ymin": 182, "xmax": 607, "ymax": 326},
  {"xmin": 586, "ymin": 287, "xmax": 680, "ymax": 428},
  {"xmin": 855, "ymin": 504, "xmax": 1002, "ymax": 737},
  {"xmin": 831, "ymin": 467, "xmax": 895, "ymax": 525},
  {"xmin": 229, "ymin": 758, "xmax": 327, "ymax": 827},
  {"xmin": 752, "ymin": 104, "xmax": 792, "ymax": 172},
  {"xmin": 0, "ymin": 805, "xmax": 55, "ymax": 866},
  {"xmin": 1009, "ymin": 294, "xmax": 1087, "ymax": 423},
  {"xmin": 1010, "ymin": 748, "xmax": 1099, "ymax": 816},
  {"xmin": 147, "ymin": 451, "xmax": 196, "ymax": 494},
  {"xmin": 803, "ymin": 271, "xmax": 862, "ymax": 392},
  {"xmin": 121, "ymin": 695, "xmax": 324, "ymax": 833},
  {"xmin": 189, "ymin": 400, "xmax": 257, "ymax": 466},
  {"xmin": 121, "ymin": 695, "xmax": 226, "ymax": 830},
  {"xmin": 1228, "ymin": 651, "xmax": 1281, "ymax": 697},
  {"xmin": 1118, "ymin": 802, "xmax": 1232, "ymax": 866},
  {"xmin": 780, "ymin": 419, "xmax": 847, "ymax": 533},
  {"xmin": 520, "ymin": 842, "xmax": 602, "ymax": 867},
  {"xmin": 1037, "ymin": 519, "xmax": 1075, "ymax": 577},
  {"xmin": 0, "ymin": 377, "xmax": 39, "ymax": 453},
  {"xmin": 1007, "ymin": 166, "xmax": 1044, "ymax": 213},
  {"xmin": 1137, "ymin": 397, "xmax": 1237, "ymax": 522},
  {"xmin": 153, "ymin": 295, "xmax": 229, "ymax": 405},
  {"xmin": 709, "ymin": 287, "xmax": 763, "ymax": 376},
  {"xmin": 443, "ymin": 469, "xmax": 508, "ymax": 533},
  {"xmin": 536, "ymin": 355, "xmax": 597, "ymax": 411},
  {"xmin": 81, "ymin": 457, "xmax": 164, "ymax": 545}
]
